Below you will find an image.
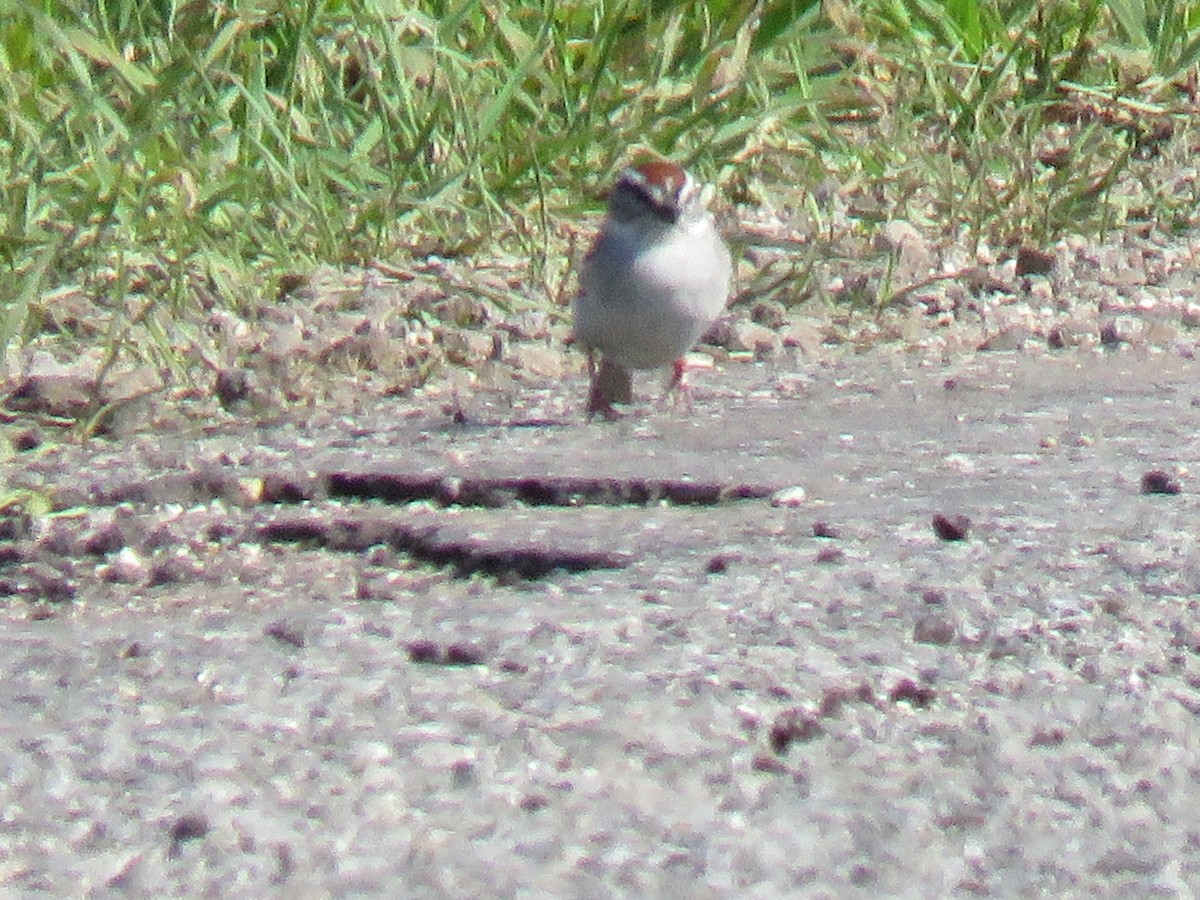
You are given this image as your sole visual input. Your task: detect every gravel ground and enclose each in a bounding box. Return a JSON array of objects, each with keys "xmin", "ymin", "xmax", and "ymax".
[{"xmin": 5, "ymin": 332, "xmax": 1200, "ymax": 896}]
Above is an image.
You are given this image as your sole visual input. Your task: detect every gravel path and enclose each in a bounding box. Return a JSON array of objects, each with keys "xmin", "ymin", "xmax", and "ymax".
[{"xmin": 4, "ymin": 343, "xmax": 1200, "ymax": 896}]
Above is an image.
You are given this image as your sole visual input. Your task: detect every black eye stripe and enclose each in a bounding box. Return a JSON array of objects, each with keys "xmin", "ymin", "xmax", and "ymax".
[
  {"xmin": 612, "ymin": 165, "xmax": 698, "ymax": 224},
  {"xmin": 630, "ymin": 178, "xmax": 676, "ymax": 206}
]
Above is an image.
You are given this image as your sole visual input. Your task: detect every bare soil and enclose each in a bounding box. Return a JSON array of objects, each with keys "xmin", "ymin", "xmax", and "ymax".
[
  {"xmin": 6, "ymin": 221, "xmax": 1200, "ymax": 895},
  {"xmin": 4, "ymin": 324, "xmax": 1200, "ymax": 895}
]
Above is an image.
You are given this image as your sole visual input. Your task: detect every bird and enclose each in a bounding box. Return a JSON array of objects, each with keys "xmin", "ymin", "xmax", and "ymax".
[{"xmin": 573, "ymin": 160, "xmax": 732, "ymax": 419}]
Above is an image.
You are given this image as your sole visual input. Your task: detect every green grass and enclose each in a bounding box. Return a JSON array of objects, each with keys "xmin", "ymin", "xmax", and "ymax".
[{"xmin": 2, "ymin": 0, "xmax": 1199, "ymax": 372}]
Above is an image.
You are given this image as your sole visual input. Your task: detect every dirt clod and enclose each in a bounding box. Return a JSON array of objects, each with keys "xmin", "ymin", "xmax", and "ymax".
[
  {"xmin": 769, "ymin": 708, "xmax": 822, "ymax": 754},
  {"xmin": 818, "ymin": 683, "xmax": 875, "ymax": 716},
  {"xmin": 407, "ymin": 640, "xmax": 443, "ymax": 663},
  {"xmin": 168, "ymin": 813, "xmax": 210, "ymax": 856},
  {"xmin": 705, "ymin": 554, "xmax": 734, "ymax": 574},
  {"xmin": 888, "ymin": 679, "xmax": 936, "ymax": 708},
  {"xmin": 1140, "ymin": 470, "xmax": 1181, "ymax": 495},
  {"xmin": 751, "ymin": 752, "xmax": 792, "ymax": 774},
  {"xmin": 815, "ymin": 547, "xmax": 845, "ymax": 564},
  {"xmin": 215, "ymin": 369, "xmax": 252, "ymax": 408},
  {"xmin": 932, "ymin": 513, "xmax": 971, "ymax": 541},
  {"xmin": 913, "ymin": 613, "xmax": 957, "ymax": 645},
  {"xmin": 520, "ymin": 794, "xmax": 550, "ymax": 812},
  {"xmin": 1016, "ymin": 246, "xmax": 1055, "ymax": 276},
  {"xmin": 1029, "ymin": 727, "xmax": 1067, "ymax": 748},
  {"xmin": 265, "ymin": 619, "xmax": 306, "ymax": 649},
  {"xmin": 12, "ymin": 428, "xmax": 41, "ymax": 452},
  {"xmin": 148, "ymin": 556, "xmax": 203, "ymax": 587},
  {"xmin": 444, "ymin": 643, "xmax": 485, "ymax": 665}
]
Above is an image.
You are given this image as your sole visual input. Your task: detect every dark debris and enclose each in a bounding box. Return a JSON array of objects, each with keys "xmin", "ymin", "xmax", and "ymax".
[
  {"xmin": 932, "ymin": 513, "xmax": 971, "ymax": 541},
  {"xmin": 1140, "ymin": 470, "xmax": 1181, "ymax": 495}
]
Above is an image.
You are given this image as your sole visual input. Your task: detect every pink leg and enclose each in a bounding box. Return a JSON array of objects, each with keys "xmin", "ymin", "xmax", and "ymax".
[
  {"xmin": 667, "ymin": 358, "xmax": 686, "ymax": 392},
  {"xmin": 664, "ymin": 357, "xmax": 695, "ymax": 411}
]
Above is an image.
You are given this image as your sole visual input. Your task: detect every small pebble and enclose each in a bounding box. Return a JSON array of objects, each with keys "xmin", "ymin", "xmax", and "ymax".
[{"xmin": 771, "ymin": 486, "xmax": 807, "ymax": 507}]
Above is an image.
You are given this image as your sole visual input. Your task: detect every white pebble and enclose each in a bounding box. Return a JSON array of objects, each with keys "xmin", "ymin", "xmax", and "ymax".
[{"xmin": 770, "ymin": 486, "xmax": 808, "ymax": 507}]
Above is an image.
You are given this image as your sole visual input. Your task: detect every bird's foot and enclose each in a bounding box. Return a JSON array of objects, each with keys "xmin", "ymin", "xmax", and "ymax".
[
  {"xmin": 662, "ymin": 357, "xmax": 696, "ymax": 412},
  {"xmin": 586, "ymin": 356, "xmax": 633, "ymax": 420}
]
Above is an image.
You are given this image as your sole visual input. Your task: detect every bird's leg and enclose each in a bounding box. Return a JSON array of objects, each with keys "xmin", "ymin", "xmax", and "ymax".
[
  {"xmin": 663, "ymin": 357, "xmax": 695, "ymax": 412},
  {"xmin": 586, "ymin": 351, "xmax": 610, "ymax": 420},
  {"xmin": 586, "ymin": 353, "xmax": 629, "ymax": 420}
]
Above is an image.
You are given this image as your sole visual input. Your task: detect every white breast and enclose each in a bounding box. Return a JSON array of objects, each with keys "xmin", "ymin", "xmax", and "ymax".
[{"xmin": 575, "ymin": 217, "xmax": 731, "ymax": 370}]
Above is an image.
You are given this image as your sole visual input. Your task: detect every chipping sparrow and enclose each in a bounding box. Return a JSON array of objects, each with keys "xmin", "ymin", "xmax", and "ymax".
[{"xmin": 573, "ymin": 160, "xmax": 732, "ymax": 418}]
